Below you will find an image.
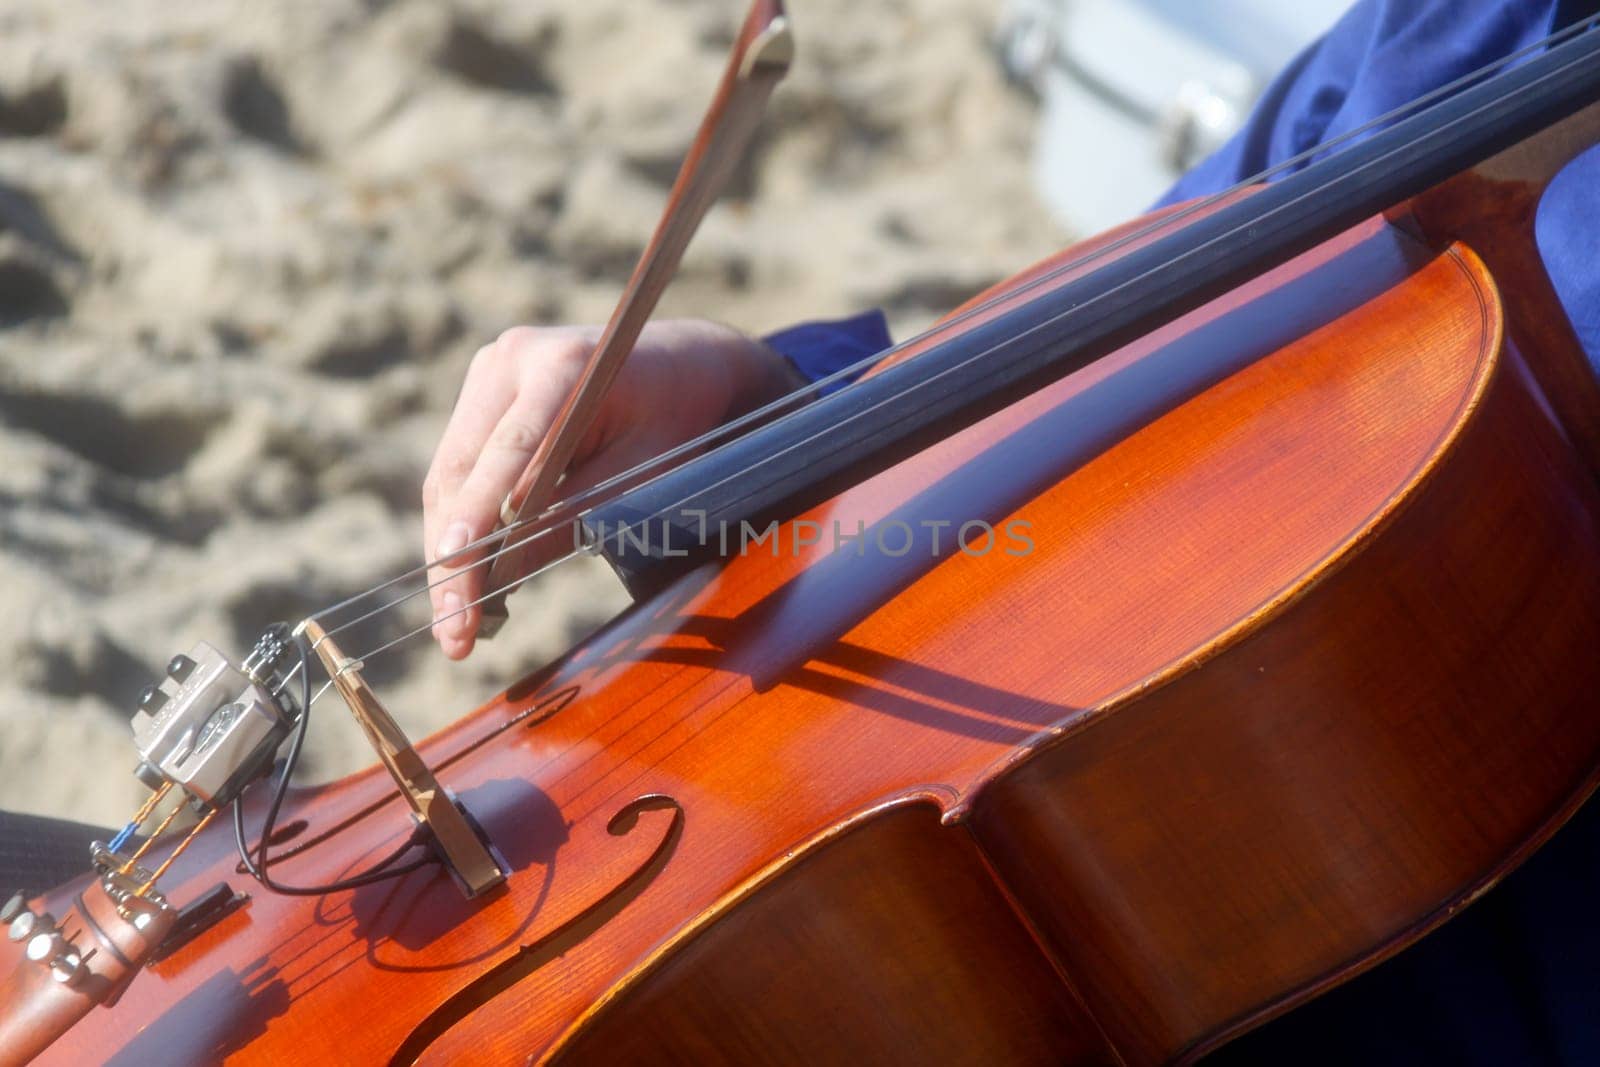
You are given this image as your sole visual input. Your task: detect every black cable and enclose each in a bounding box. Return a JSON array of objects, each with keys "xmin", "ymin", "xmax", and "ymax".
[
  {"xmin": 232, "ymin": 631, "xmax": 439, "ymax": 896},
  {"xmin": 232, "ymin": 803, "xmax": 433, "ymax": 895}
]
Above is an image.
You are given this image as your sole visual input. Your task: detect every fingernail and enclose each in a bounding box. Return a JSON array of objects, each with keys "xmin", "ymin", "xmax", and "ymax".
[
  {"xmin": 436, "ymin": 522, "xmax": 470, "ymax": 564},
  {"xmin": 442, "ymin": 591, "xmax": 465, "ymax": 637}
]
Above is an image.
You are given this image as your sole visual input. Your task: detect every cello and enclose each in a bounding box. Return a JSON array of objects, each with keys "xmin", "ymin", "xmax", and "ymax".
[{"xmin": 3, "ymin": 1, "xmax": 1600, "ymax": 1062}]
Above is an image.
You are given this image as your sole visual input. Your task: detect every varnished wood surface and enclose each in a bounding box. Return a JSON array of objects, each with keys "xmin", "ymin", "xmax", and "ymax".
[
  {"xmin": 1401, "ymin": 99, "xmax": 1600, "ymax": 476},
  {"xmin": 1400, "ymin": 96, "xmax": 1600, "ymax": 475},
  {"xmin": 972, "ymin": 311, "xmax": 1600, "ymax": 1062},
  {"xmin": 8, "ymin": 206, "xmax": 1600, "ymax": 1064},
  {"xmin": 550, "ymin": 801, "xmax": 1110, "ymax": 1066},
  {"xmin": 0, "ymin": 881, "xmax": 175, "ymax": 1067}
]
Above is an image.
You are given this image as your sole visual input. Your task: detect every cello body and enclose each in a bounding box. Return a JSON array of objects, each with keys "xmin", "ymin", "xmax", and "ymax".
[{"xmin": 12, "ymin": 176, "xmax": 1600, "ymax": 1064}]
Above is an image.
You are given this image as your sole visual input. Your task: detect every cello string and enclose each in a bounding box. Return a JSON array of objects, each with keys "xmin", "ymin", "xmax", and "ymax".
[
  {"xmin": 305, "ymin": 15, "xmax": 1593, "ymax": 637},
  {"xmin": 317, "ymin": 519, "xmax": 581, "ymax": 640},
  {"xmin": 578, "ymin": 25, "xmax": 1600, "ymax": 546},
  {"xmin": 249, "ymin": 15, "xmax": 1600, "ymax": 876},
  {"xmin": 352, "ymin": 542, "xmax": 585, "ymax": 663},
  {"xmin": 360, "ymin": 0, "xmax": 1589, "ymax": 672},
  {"xmin": 308, "ymin": 16, "xmax": 1597, "ymax": 648}
]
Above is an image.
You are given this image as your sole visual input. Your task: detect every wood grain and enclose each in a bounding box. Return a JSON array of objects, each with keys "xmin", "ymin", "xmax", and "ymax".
[{"xmin": 8, "ymin": 208, "xmax": 1599, "ymax": 1065}]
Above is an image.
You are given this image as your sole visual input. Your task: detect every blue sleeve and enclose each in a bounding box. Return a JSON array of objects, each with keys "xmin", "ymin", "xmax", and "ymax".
[
  {"xmin": 1159, "ymin": 0, "xmax": 1600, "ymax": 377},
  {"xmin": 775, "ymin": 1, "xmax": 1600, "ymax": 388},
  {"xmin": 764, "ymin": 309, "xmax": 893, "ymax": 394},
  {"xmin": 1158, "ymin": 0, "xmax": 1580, "ymax": 205}
]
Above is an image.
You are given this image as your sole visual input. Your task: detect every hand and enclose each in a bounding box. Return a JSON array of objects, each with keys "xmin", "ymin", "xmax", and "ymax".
[{"xmin": 423, "ymin": 319, "xmax": 804, "ymax": 659}]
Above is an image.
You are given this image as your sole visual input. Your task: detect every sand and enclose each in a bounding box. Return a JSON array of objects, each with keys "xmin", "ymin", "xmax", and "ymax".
[{"xmin": 0, "ymin": 0, "xmax": 1063, "ymax": 827}]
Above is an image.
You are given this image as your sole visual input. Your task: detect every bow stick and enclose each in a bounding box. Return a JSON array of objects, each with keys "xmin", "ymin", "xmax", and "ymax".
[{"xmin": 473, "ymin": 0, "xmax": 794, "ymax": 638}]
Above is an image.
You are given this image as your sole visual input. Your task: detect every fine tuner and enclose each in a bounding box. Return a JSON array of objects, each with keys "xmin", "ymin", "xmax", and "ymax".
[
  {"xmin": 0, "ymin": 622, "xmax": 506, "ymax": 1067},
  {"xmin": 13, "ymin": 1, "xmax": 1600, "ymax": 1061},
  {"xmin": 0, "ymin": 8, "xmax": 791, "ymax": 1059}
]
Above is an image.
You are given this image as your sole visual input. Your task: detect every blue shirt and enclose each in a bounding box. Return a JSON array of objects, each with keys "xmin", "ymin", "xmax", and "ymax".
[
  {"xmin": 773, "ymin": 0, "xmax": 1600, "ymax": 384},
  {"xmin": 770, "ymin": 3, "xmax": 1600, "ymax": 1062},
  {"xmin": 1160, "ymin": 0, "xmax": 1600, "ymax": 378}
]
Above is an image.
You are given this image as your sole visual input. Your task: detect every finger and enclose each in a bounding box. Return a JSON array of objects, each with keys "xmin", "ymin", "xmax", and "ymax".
[
  {"xmin": 428, "ymin": 332, "xmax": 590, "ymax": 574},
  {"xmin": 426, "ymin": 331, "xmax": 574, "ymax": 657},
  {"xmin": 509, "ymin": 422, "xmax": 686, "ymax": 580},
  {"xmin": 443, "ymin": 329, "xmax": 598, "ymax": 555},
  {"xmin": 429, "ymin": 520, "xmax": 481, "ymax": 661},
  {"xmin": 451, "ymin": 401, "xmax": 566, "ymax": 544},
  {"xmin": 433, "ymin": 391, "xmax": 654, "ymax": 660},
  {"xmin": 429, "ymin": 383, "xmax": 584, "ymax": 656},
  {"xmin": 423, "ymin": 343, "xmax": 517, "ymax": 600}
]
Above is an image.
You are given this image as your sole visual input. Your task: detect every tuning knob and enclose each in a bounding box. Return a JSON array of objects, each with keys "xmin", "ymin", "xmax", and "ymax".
[
  {"xmin": 7, "ymin": 909, "xmax": 53, "ymax": 943},
  {"xmin": 0, "ymin": 878, "xmax": 175, "ymax": 1064},
  {"xmin": 48, "ymin": 951, "xmax": 85, "ymax": 987},
  {"xmin": 0, "ymin": 892, "xmax": 25, "ymax": 925},
  {"xmin": 137, "ymin": 684, "xmax": 168, "ymax": 715},
  {"xmin": 166, "ymin": 653, "xmax": 197, "ymax": 683},
  {"xmin": 23, "ymin": 930, "xmax": 65, "ymax": 964}
]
